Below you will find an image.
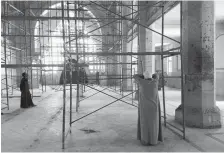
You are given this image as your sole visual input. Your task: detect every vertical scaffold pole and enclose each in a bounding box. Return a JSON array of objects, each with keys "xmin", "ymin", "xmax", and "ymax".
[
  {"xmin": 23, "ymin": 2, "xmax": 29, "ymax": 107},
  {"xmin": 79, "ymin": 3, "xmax": 84, "ymax": 97},
  {"xmin": 75, "ymin": 2, "xmax": 80, "ymax": 112},
  {"xmin": 111, "ymin": 2, "xmax": 116, "ymax": 91},
  {"xmin": 121, "ymin": 2, "xmax": 123, "ymax": 96},
  {"xmin": 66, "ymin": 1, "xmax": 72, "ymax": 131},
  {"xmin": 49, "ymin": 1, "xmax": 54, "ymax": 88},
  {"xmin": 8, "ymin": 14, "xmax": 13, "ymax": 96},
  {"xmin": 61, "ymin": 1, "xmax": 66, "ymax": 149},
  {"xmin": 39, "ymin": 2, "xmax": 43, "ymax": 92},
  {"xmin": 180, "ymin": 1, "xmax": 185, "ymax": 139},
  {"xmin": 40, "ymin": 11, "xmax": 46, "ymax": 92},
  {"xmin": 3, "ymin": 1, "xmax": 9, "ymax": 110},
  {"xmin": 131, "ymin": 0, "xmax": 134, "ymax": 104},
  {"xmin": 161, "ymin": 6, "xmax": 166, "ymax": 127},
  {"xmin": 28, "ymin": 5, "xmax": 33, "ymax": 99},
  {"xmin": 82, "ymin": 9, "xmax": 86, "ymax": 92},
  {"xmin": 39, "ymin": 20, "xmax": 43, "ymax": 93},
  {"xmin": 10, "ymin": 48, "xmax": 13, "ymax": 95}
]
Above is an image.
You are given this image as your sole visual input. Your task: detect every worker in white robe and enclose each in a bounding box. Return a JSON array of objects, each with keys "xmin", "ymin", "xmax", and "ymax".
[{"xmin": 134, "ymin": 72, "xmax": 163, "ymax": 145}]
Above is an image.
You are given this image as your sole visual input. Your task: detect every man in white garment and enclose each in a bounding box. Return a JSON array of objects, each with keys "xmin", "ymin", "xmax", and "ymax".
[{"xmin": 134, "ymin": 71, "xmax": 163, "ymax": 145}]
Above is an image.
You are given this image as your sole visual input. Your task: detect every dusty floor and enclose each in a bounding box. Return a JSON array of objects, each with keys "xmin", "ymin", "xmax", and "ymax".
[{"xmin": 1, "ymin": 85, "xmax": 224, "ymax": 152}]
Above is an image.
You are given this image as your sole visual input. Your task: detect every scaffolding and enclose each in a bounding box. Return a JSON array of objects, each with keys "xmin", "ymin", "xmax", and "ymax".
[{"xmin": 1, "ymin": 1, "xmax": 185, "ymax": 150}]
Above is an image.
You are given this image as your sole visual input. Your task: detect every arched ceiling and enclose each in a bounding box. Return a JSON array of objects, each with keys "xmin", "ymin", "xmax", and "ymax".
[{"xmin": 27, "ymin": 1, "xmax": 127, "ymax": 53}]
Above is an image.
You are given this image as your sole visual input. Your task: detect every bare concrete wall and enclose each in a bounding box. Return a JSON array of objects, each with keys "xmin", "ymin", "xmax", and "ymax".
[
  {"xmin": 215, "ymin": 22, "xmax": 224, "ymax": 99},
  {"xmin": 161, "ymin": 22, "xmax": 224, "ymax": 100}
]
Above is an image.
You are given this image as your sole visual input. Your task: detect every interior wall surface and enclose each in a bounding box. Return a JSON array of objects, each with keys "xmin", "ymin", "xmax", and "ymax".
[
  {"xmin": 215, "ymin": 22, "xmax": 224, "ymax": 99},
  {"xmin": 153, "ymin": 22, "xmax": 224, "ymax": 100}
]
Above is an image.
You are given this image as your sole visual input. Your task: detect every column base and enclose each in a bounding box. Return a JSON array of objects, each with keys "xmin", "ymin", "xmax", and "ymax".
[{"xmin": 175, "ymin": 105, "xmax": 222, "ymax": 129}]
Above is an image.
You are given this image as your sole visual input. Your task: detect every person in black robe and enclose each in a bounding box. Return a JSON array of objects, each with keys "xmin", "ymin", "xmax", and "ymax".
[
  {"xmin": 96, "ymin": 71, "xmax": 100, "ymax": 85},
  {"xmin": 20, "ymin": 72, "xmax": 36, "ymax": 108},
  {"xmin": 80, "ymin": 68, "xmax": 88, "ymax": 84}
]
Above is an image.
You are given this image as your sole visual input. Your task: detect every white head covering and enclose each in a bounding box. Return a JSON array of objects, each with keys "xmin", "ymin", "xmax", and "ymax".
[{"xmin": 143, "ymin": 71, "xmax": 151, "ymax": 79}]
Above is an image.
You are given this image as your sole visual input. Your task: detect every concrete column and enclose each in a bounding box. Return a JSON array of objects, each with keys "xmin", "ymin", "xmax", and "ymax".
[
  {"xmin": 138, "ymin": 1, "xmax": 147, "ymax": 74},
  {"xmin": 121, "ymin": 6, "xmax": 132, "ymax": 91},
  {"xmin": 145, "ymin": 24, "xmax": 155, "ymax": 75},
  {"xmin": 138, "ymin": 1, "xmax": 156, "ymax": 76},
  {"xmin": 175, "ymin": 1, "xmax": 221, "ymax": 128},
  {"xmin": 155, "ymin": 46, "xmax": 161, "ymax": 71},
  {"xmin": 104, "ymin": 6, "xmax": 118, "ymax": 86},
  {"xmin": 15, "ymin": 30, "xmax": 25, "ymax": 86}
]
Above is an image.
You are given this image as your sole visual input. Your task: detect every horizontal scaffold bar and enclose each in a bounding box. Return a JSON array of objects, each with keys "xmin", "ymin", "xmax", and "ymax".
[
  {"xmin": 1, "ymin": 64, "xmax": 87, "ymax": 68},
  {"xmin": 88, "ymin": 62, "xmax": 137, "ymax": 65},
  {"xmin": 1, "ymin": 62, "xmax": 138, "ymax": 68},
  {"xmin": 2, "ymin": 34, "xmax": 127, "ymax": 37},
  {"xmin": 1, "ymin": 16, "xmax": 133, "ymax": 21},
  {"xmin": 163, "ymin": 76, "xmax": 181, "ymax": 78},
  {"xmin": 86, "ymin": 77, "xmax": 132, "ymax": 80},
  {"xmin": 163, "ymin": 47, "xmax": 180, "ymax": 53},
  {"xmin": 28, "ymin": 8, "xmax": 89, "ymax": 11},
  {"xmin": 67, "ymin": 51, "xmax": 180, "ymax": 56},
  {"xmin": 42, "ymin": 44, "xmax": 119, "ymax": 46}
]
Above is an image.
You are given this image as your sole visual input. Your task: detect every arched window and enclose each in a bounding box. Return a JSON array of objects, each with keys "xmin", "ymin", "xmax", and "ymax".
[{"xmin": 34, "ymin": 2, "xmax": 104, "ymax": 73}]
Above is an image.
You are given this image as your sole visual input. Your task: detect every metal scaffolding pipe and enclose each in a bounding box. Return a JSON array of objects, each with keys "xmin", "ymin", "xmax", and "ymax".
[
  {"xmin": 2, "ymin": 34, "xmax": 127, "ymax": 37},
  {"xmin": 90, "ymin": 1, "xmax": 180, "ymax": 44},
  {"xmin": 67, "ymin": 51, "xmax": 180, "ymax": 56},
  {"xmin": 161, "ymin": 6, "xmax": 166, "ymax": 127},
  {"xmin": 61, "ymin": 1, "xmax": 66, "ymax": 150},
  {"xmin": 1, "ymin": 64, "xmax": 88, "ymax": 68},
  {"xmin": 66, "ymin": 1, "xmax": 73, "ymax": 131},
  {"xmin": 3, "ymin": 1, "xmax": 9, "ymax": 110},
  {"xmin": 75, "ymin": 1, "xmax": 80, "ymax": 112},
  {"xmin": 2, "ymin": 16, "xmax": 133, "ymax": 21}
]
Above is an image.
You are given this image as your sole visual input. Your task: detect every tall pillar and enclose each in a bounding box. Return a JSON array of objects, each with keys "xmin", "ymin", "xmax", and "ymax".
[
  {"xmin": 121, "ymin": 6, "xmax": 132, "ymax": 91},
  {"xmin": 145, "ymin": 24, "xmax": 155, "ymax": 75},
  {"xmin": 138, "ymin": 1, "xmax": 156, "ymax": 75},
  {"xmin": 105, "ymin": 5, "xmax": 118, "ymax": 86},
  {"xmin": 175, "ymin": 1, "xmax": 221, "ymax": 128},
  {"xmin": 138, "ymin": 1, "xmax": 147, "ymax": 74}
]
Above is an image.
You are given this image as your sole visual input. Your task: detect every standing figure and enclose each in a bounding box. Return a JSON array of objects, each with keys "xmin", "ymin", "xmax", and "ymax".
[
  {"xmin": 134, "ymin": 72, "xmax": 163, "ymax": 145},
  {"xmin": 20, "ymin": 72, "xmax": 36, "ymax": 108},
  {"xmin": 96, "ymin": 71, "xmax": 100, "ymax": 85}
]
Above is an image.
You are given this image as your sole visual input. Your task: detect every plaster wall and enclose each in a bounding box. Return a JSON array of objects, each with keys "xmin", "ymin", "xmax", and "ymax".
[
  {"xmin": 215, "ymin": 22, "xmax": 224, "ymax": 99},
  {"xmin": 154, "ymin": 22, "xmax": 224, "ymax": 100}
]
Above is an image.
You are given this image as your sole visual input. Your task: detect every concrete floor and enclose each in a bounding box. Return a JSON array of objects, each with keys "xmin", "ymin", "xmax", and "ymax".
[{"xmin": 1, "ymin": 85, "xmax": 224, "ymax": 152}]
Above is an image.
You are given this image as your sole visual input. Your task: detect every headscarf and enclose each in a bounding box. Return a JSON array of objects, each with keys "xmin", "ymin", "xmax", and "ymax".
[
  {"xmin": 22, "ymin": 72, "xmax": 27, "ymax": 77},
  {"xmin": 143, "ymin": 71, "xmax": 151, "ymax": 79}
]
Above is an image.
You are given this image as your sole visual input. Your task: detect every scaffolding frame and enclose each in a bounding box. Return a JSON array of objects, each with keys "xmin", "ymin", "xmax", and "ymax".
[
  {"xmin": 2, "ymin": 1, "xmax": 46, "ymax": 101},
  {"xmin": 1, "ymin": 1, "xmax": 185, "ymax": 150}
]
